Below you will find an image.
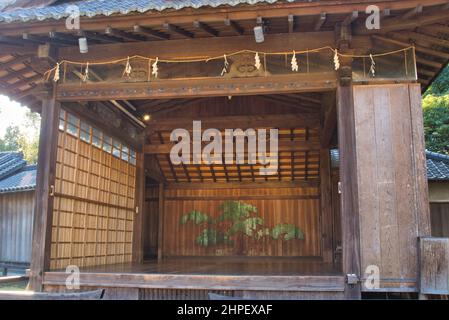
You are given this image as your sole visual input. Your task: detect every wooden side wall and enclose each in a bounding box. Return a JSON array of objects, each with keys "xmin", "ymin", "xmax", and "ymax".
[
  {"xmin": 430, "ymin": 203, "xmax": 449, "ymax": 237},
  {"xmin": 144, "ymin": 187, "xmax": 159, "ymax": 258},
  {"xmin": 0, "ymin": 191, "xmax": 35, "ymax": 264},
  {"xmin": 352, "ymin": 84, "xmax": 430, "ymax": 292},
  {"xmin": 160, "ymin": 186, "xmax": 321, "ymax": 257},
  {"xmin": 50, "ymin": 117, "xmax": 136, "ymax": 269}
]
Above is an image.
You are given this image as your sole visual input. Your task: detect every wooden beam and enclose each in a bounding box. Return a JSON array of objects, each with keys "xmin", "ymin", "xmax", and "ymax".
[
  {"xmin": 0, "ymin": 66, "xmax": 35, "ymax": 82},
  {"xmin": 58, "ymin": 32, "xmax": 350, "ymax": 62},
  {"xmin": 157, "ymin": 183, "xmax": 165, "ymax": 261},
  {"xmin": 193, "ymin": 20, "xmax": 219, "ymax": 37},
  {"xmin": 0, "ymin": 55, "xmax": 31, "ymax": 71},
  {"xmin": 3, "ymin": 74, "xmax": 41, "ymax": 91},
  {"xmin": 105, "ymin": 27, "xmax": 146, "ymax": 41},
  {"xmin": 23, "ymin": 33, "xmax": 73, "ymax": 46},
  {"xmin": 259, "ymin": 96, "xmax": 318, "ymax": 113},
  {"xmin": 62, "ymin": 102, "xmax": 140, "ymax": 150},
  {"xmin": 415, "ymin": 56, "xmax": 443, "ymax": 69},
  {"xmin": 314, "ymin": 12, "xmax": 327, "ymax": 31},
  {"xmin": 0, "ymin": 35, "xmax": 27, "ymax": 46},
  {"xmin": 56, "ymin": 73, "xmax": 337, "ymax": 101},
  {"xmin": 163, "ymin": 23, "xmax": 194, "ymax": 38},
  {"xmin": 320, "ymin": 91, "xmax": 337, "ymax": 148},
  {"xmin": 43, "ymin": 271, "xmax": 344, "ymax": 292},
  {"xmin": 151, "ymin": 99, "xmax": 202, "ymax": 117},
  {"xmin": 288, "ymin": 14, "xmax": 295, "ymax": 33},
  {"xmin": 372, "ymin": 34, "xmax": 449, "ymax": 60},
  {"xmin": 224, "ymin": 19, "xmax": 244, "ymax": 35},
  {"xmin": 400, "ymin": 4, "xmax": 423, "ymax": 20},
  {"xmin": 427, "ymin": 24, "xmax": 449, "ymax": 35},
  {"xmin": 146, "ymin": 155, "xmax": 166, "ymax": 183},
  {"xmin": 354, "ymin": 7, "xmax": 449, "ymax": 35},
  {"xmin": 337, "ymin": 85, "xmax": 361, "ymax": 299},
  {"xmin": 29, "ymin": 85, "xmax": 60, "ymax": 291},
  {"xmin": 399, "ymin": 30, "xmax": 449, "ymax": 49},
  {"xmin": 320, "ymin": 148, "xmax": 333, "ymax": 263},
  {"xmin": 77, "ymin": 30, "xmax": 123, "ymax": 43},
  {"xmin": 133, "ymin": 25, "xmax": 169, "ymax": 40},
  {"xmin": 342, "ymin": 11, "xmax": 359, "ymax": 26},
  {"xmin": 419, "ymin": 68, "xmax": 437, "ymax": 77},
  {"xmin": 48, "ymin": 32, "xmax": 77, "ymax": 45},
  {"xmin": 144, "ymin": 140, "xmax": 321, "ymax": 154},
  {"xmin": 0, "ymin": 43, "xmax": 37, "ymax": 56},
  {"xmin": 132, "ymin": 149, "xmax": 145, "ymax": 263},
  {"xmin": 145, "ymin": 113, "xmax": 319, "ymax": 132},
  {"xmin": 409, "ymin": 84, "xmax": 431, "ymax": 237},
  {"xmin": 165, "ymin": 180, "xmax": 319, "ymax": 189}
]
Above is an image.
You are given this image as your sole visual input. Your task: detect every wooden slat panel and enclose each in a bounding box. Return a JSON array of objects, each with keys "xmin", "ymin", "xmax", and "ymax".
[
  {"xmin": 50, "ymin": 111, "xmax": 136, "ymax": 269},
  {"xmin": 353, "ymin": 84, "xmax": 430, "ymax": 292},
  {"xmin": 162, "ymin": 186, "xmax": 320, "ymax": 257},
  {"xmin": 420, "ymin": 237, "xmax": 449, "ymax": 295},
  {"xmin": 0, "ymin": 192, "xmax": 35, "ymax": 264},
  {"xmin": 430, "ymin": 203, "xmax": 449, "ymax": 237}
]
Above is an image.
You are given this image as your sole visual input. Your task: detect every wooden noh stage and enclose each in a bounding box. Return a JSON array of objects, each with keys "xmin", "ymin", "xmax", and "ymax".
[{"xmin": 0, "ymin": 0, "xmax": 449, "ymax": 299}]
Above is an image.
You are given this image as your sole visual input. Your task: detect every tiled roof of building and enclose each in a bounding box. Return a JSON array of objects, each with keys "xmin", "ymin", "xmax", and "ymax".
[
  {"xmin": 330, "ymin": 149, "xmax": 449, "ymax": 181},
  {"xmin": 0, "ymin": 152, "xmax": 27, "ymax": 180},
  {"xmin": 0, "ymin": 152, "xmax": 36, "ymax": 194},
  {"xmin": 426, "ymin": 151, "xmax": 449, "ymax": 181},
  {"xmin": 0, "ymin": 0, "xmax": 296, "ymax": 23}
]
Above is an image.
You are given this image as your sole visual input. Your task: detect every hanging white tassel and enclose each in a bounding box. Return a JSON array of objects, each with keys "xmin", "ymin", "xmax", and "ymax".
[
  {"xmin": 334, "ymin": 49, "xmax": 340, "ymax": 71},
  {"xmin": 254, "ymin": 52, "xmax": 261, "ymax": 70},
  {"xmin": 151, "ymin": 57, "xmax": 159, "ymax": 78},
  {"xmin": 124, "ymin": 56, "xmax": 132, "ymax": 78},
  {"xmin": 221, "ymin": 54, "xmax": 229, "ymax": 76},
  {"xmin": 53, "ymin": 62, "xmax": 60, "ymax": 82},
  {"xmin": 291, "ymin": 51, "xmax": 299, "ymax": 72},
  {"xmin": 82, "ymin": 62, "xmax": 89, "ymax": 82},
  {"xmin": 369, "ymin": 54, "xmax": 376, "ymax": 77}
]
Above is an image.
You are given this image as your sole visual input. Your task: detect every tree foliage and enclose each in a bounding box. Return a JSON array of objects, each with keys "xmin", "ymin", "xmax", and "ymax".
[
  {"xmin": 181, "ymin": 200, "xmax": 305, "ymax": 247},
  {"xmin": 0, "ymin": 110, "xmax": 40, "ymax": 163},
  {"xmin": 422, "ymin": 64, "xmax": 449, "ymax": 155}
]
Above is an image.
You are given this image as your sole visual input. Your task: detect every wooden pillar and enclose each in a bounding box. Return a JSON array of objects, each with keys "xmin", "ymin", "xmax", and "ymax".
[
  {"xmin": 320, "ymin": 148, "xmax": 334, "ymax": 263},
  {"xmin": 29, "ymin": 84, "xmax": 60, "ymax": 291},
  {"xmin": 337, "ymin": 85, "xmax": 362, "ymax": 299},
  {"xmin": 132, "ymin": 150, "xmax": 145, "ymax": 263},
  {"xmin": 351, "ymin": 84, "xmax": 431, "ymax": 294},
  {"xmin": 157, "ymin": 183, "xmax": 165, "ymax": 261}
]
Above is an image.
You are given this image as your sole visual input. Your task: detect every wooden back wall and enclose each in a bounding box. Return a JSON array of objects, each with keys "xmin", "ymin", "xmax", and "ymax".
[{"xmin": 159, "ymin": 185, "xmax": 321, "ymax": 257}]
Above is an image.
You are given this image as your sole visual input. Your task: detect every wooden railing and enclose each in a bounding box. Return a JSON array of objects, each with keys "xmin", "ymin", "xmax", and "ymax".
[{"xmin": 419, "ymin": 237, "xmax": 449, "ymax": 296}]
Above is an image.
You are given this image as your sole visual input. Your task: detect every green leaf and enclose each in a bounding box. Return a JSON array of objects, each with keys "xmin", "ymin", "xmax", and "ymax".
[
  {"xmin": 196, "ymin": 229, "xmax": 230, "ymax": 246},
  {"xmin": 180, "ymin": 210, "xmax": 211, "ymax": 225},
  {"xmin": 196, "ymin": 229, "xmax": 218, "ymax": 246},
  {"xmin": 217, "ymin": 201, "xmax": 258, "ymax": 222},
  {"xmin": 227, "ymin": 217, "xmax": 264, "ymax": 237},
  {"xmin": 271, "ymin": 224, "xmax": 305, "ymax": 241}
]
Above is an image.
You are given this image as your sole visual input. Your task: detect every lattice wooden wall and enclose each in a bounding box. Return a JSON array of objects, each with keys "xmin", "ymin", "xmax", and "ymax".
[{"xmin": 50, "ymin": 110, "xmax": 136, "ymax": 270}]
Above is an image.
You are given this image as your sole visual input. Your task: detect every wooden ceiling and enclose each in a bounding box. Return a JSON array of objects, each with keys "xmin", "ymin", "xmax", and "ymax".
[{"xmin": 141, "ymin": 94, "xmax": 324, "ymax": 184}]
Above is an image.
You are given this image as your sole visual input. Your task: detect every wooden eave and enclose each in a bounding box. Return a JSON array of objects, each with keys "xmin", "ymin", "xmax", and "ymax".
[{"xmin": 0, "ymin": 0, "xmax": 448, "ymax": 113}]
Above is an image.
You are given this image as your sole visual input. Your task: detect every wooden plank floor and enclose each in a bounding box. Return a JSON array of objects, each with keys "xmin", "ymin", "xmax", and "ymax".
[
  {"xmin": 44, "ymin": 257, "xmax": 344, "ymax": 292},
  {"xmin": 68, "ymin": 257, "xmax": 342, "ymax": 276}
]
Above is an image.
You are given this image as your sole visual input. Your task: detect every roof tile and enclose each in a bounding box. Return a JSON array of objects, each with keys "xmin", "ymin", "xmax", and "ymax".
[
  {"xmin": 330, "ymin": 149, "xmax": 449, "ymax": 181},
  {"xmin": 0, "ymin": 0, "xmax": 296, "ymax": 23}
]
